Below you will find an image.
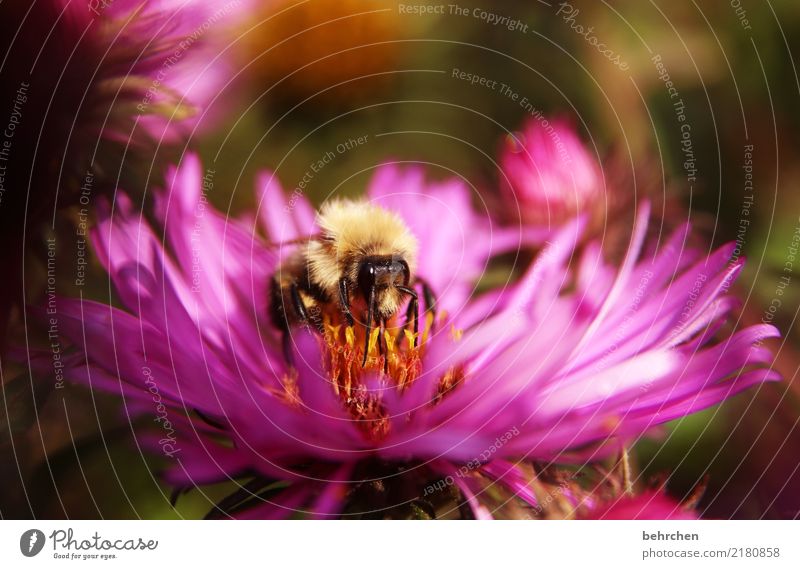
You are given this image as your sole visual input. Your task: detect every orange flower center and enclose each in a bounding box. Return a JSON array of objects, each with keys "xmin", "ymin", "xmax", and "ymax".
[{"xmin": 276, "ymin": 310, "xmax": 466, "ymax": 441}]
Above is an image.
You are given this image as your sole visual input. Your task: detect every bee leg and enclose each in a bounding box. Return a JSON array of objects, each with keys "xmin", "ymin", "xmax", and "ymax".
[
  {"xmin": 269, "ymin": 278, "xmax": 296, "ymax": 366},
  {"xmin": 416, "ymin": 277, "xmax": 437, "ymax": 323},
  {"xmin": 281, "ymin": 331, "xmax": 295, "ymax": 367},
  {"xmin": 397, "ymin": 285, "xmax": 419, "ymax": 348},
  {"xmin": 291, "ymin": 282, "xmax": 323, "ymax": 334},
  {"xmin": 362, "ymin": 286, "xmax": 376, "ymax": 367},
  {"xmin": 338, "ymin": 277, "xmax": 355, "ymax": 327}
]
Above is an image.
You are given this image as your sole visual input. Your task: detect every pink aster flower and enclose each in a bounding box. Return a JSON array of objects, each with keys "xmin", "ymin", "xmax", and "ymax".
[
  {"xmin": 52, "ymin": 155, "xmax": 779, "ymax": 519},
  {"xmin": 500, "ymin": 117, "xmax": 604, "ymax": 226}
]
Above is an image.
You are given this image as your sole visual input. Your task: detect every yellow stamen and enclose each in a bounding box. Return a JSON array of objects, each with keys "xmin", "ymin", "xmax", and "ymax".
[
  {"xmin": 367, "ymin": 327, "xmax": 381, "ymax": 361},
  {"xmin": 302, "ymin": 304, "xmax": 460, "ymax": 440}
]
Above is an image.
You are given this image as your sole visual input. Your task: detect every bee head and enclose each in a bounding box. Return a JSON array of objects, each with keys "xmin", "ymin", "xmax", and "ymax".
[{"xmin": 357, "ymin": 255, "xmax": 409, "ymax": 296}]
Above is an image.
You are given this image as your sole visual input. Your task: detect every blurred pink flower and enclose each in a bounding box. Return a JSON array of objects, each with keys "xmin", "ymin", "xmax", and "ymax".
[
  {"xmin": 53, "ymin": 155, "xmax": 779, "ymax": 518},
  {"xmin": 0, "ymin": 0, "xmax": 244, "ymax": 339},
  {"xmin": 500, "ymin": 118, "xmax": 604, "ymax": 225},
  {"xmin": 1, "ymin": 0, "xmax": 242, "ymax": 146},
  {"xmin": 99, "ymin": 0, "xmax": 245, "ymax": 142},
  {"xmin": 584, "ymin": 491, "xmax": 698, "ymax": 520}
]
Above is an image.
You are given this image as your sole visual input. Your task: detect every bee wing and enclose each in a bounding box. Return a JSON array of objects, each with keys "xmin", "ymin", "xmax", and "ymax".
[{"xmin": 263, "ymin": 234, "xmax": 321, "ymax": 249}]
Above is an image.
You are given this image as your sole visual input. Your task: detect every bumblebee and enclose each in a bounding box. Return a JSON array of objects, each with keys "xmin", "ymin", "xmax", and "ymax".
[{"xmin": 270, "ymin": 200, "xmax": 435, "ymax": 366}]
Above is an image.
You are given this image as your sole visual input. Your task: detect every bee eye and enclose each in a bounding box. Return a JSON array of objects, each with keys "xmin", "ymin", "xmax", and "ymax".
[
  {"xmin": 390, "ymin": 258, "xmax": 410, "ymax": 286},
  {"xmin": 358, "ymin": 257, "xmax": 408, "ymax": 295},
  {"xmin": 357, "ymin": 261, "xmax": 377, "ymax": 295}
]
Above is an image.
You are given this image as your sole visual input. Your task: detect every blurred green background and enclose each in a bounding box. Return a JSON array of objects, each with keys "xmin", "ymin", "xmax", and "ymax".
[{"xmin": 2, "ymin": 0, "xmax": 799, "ymax": 519}]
